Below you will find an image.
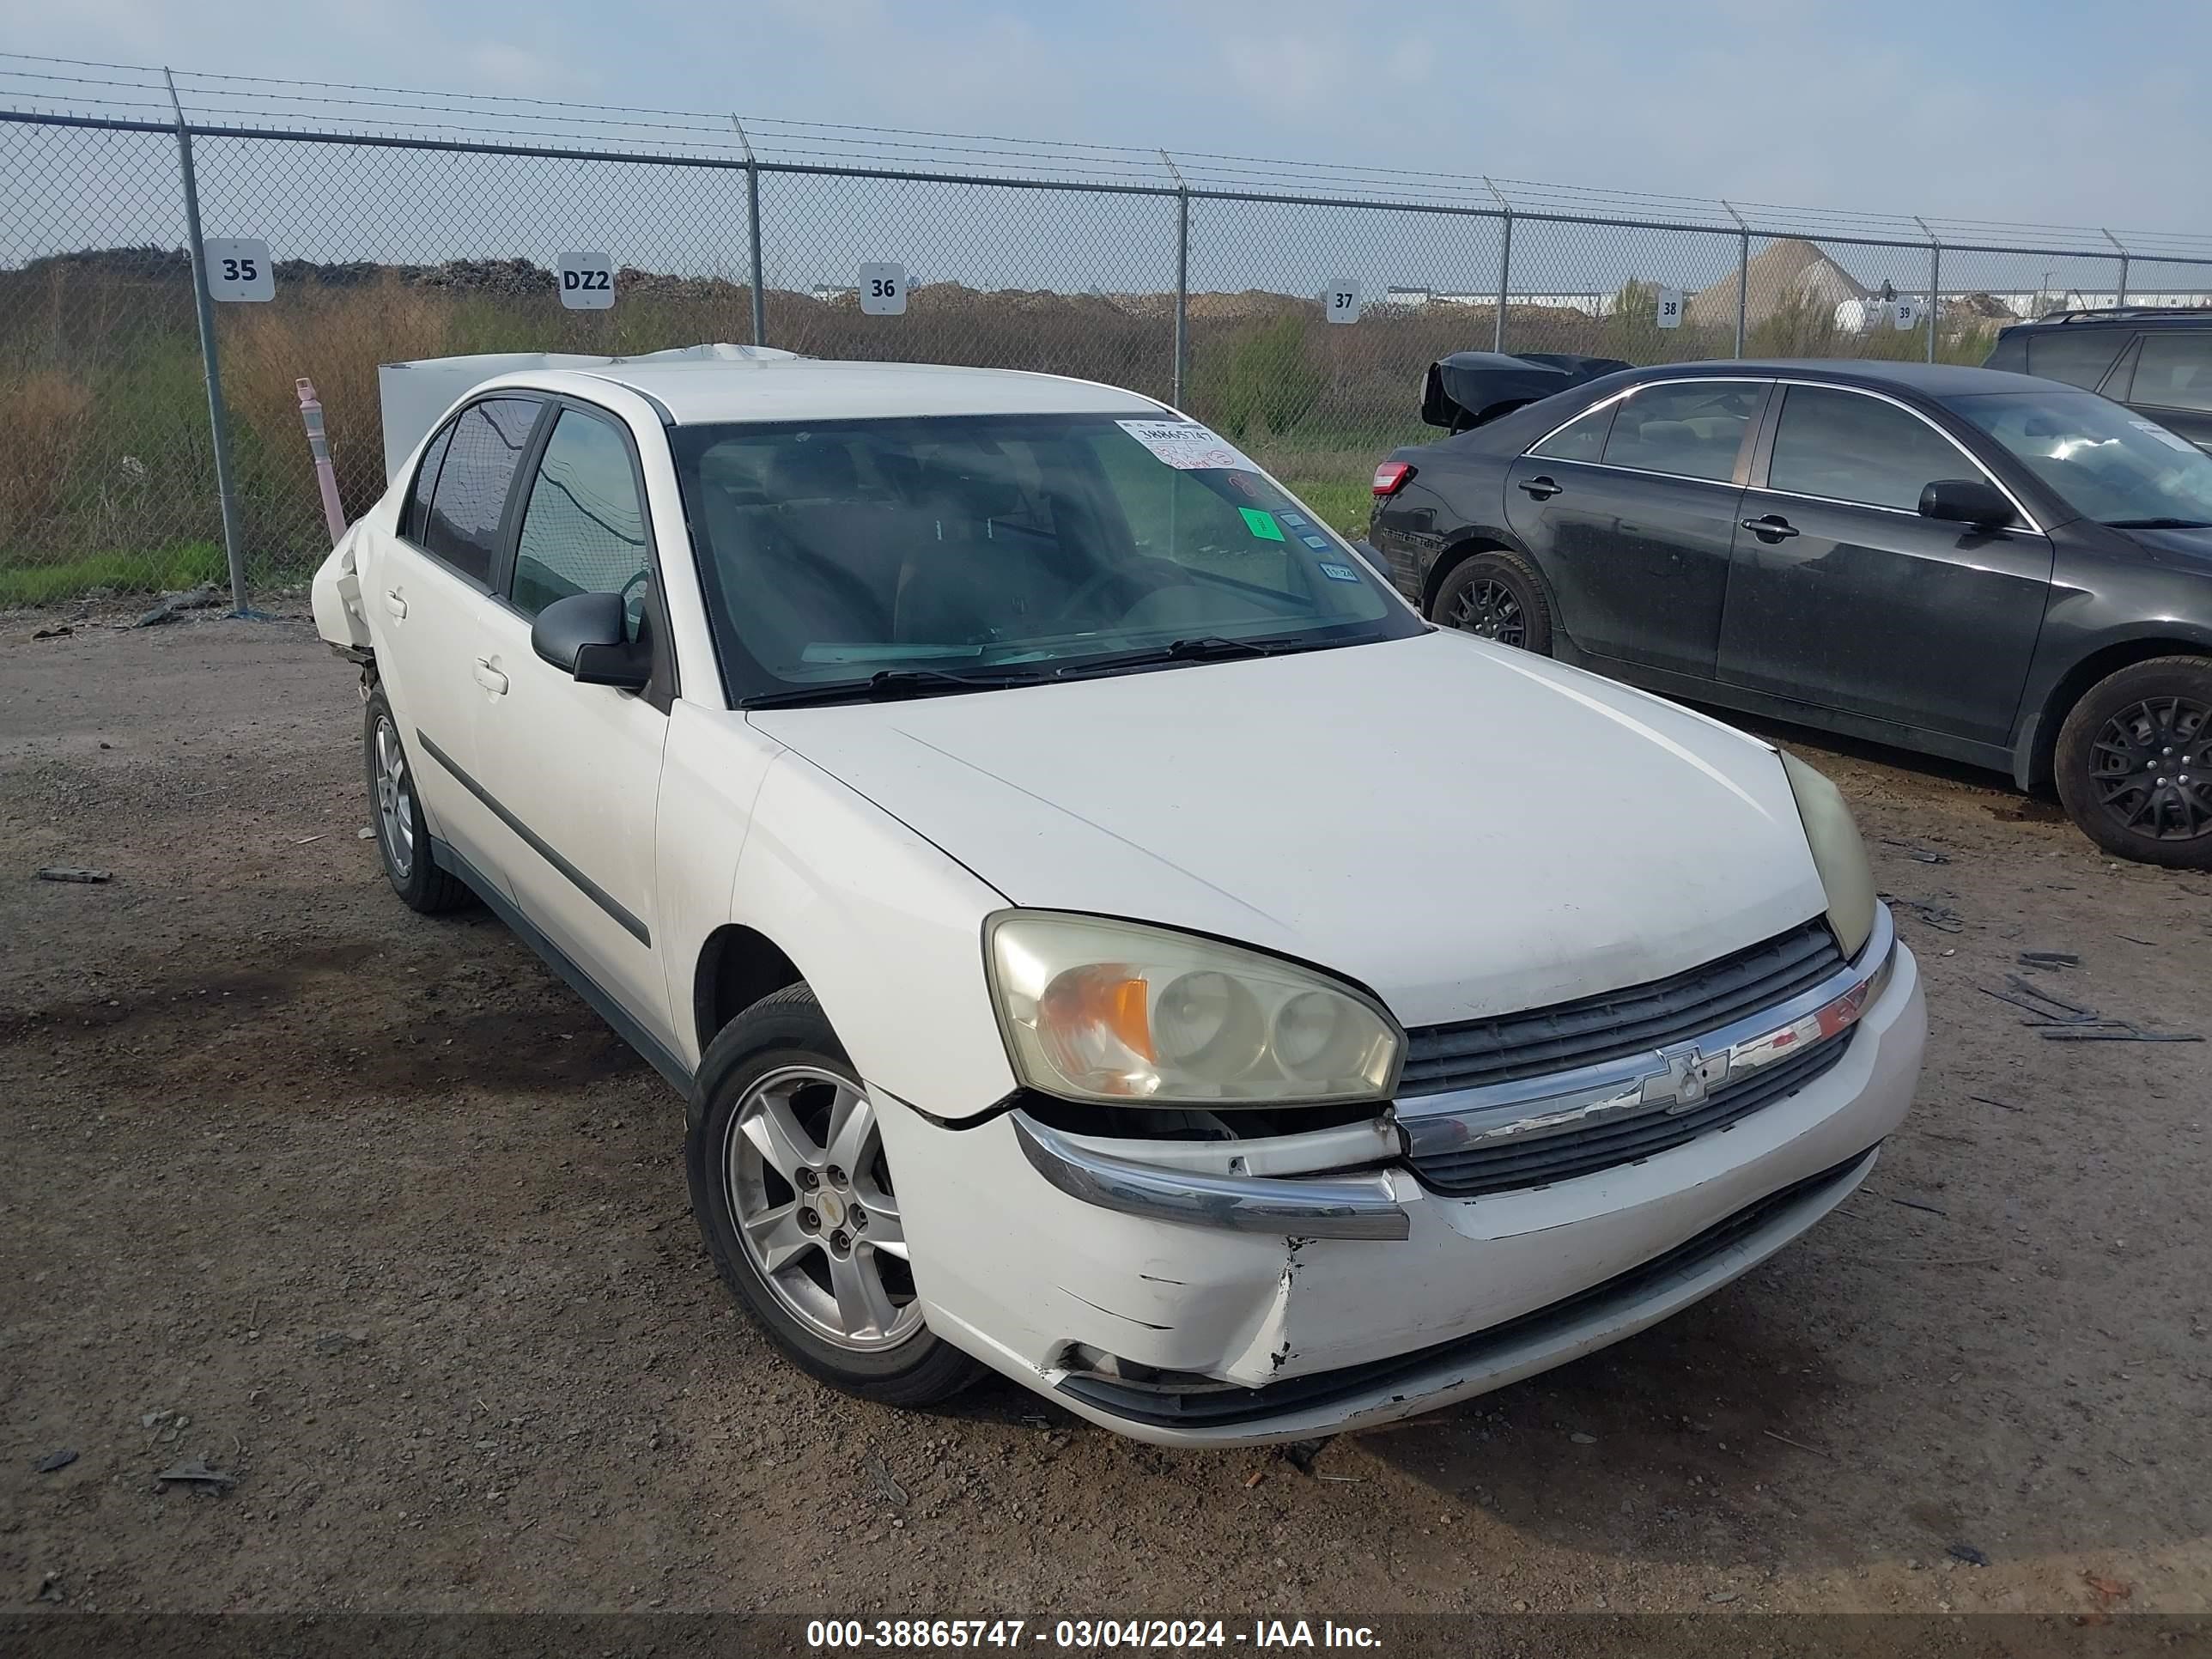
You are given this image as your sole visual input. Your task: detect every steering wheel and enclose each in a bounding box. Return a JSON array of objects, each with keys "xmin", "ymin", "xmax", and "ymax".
[{"xmin": 618, "ymin": 568, "xmax": 652, "ymax": 635}]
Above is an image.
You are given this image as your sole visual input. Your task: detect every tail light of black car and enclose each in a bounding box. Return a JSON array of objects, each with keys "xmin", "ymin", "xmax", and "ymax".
[{"xmin": 1372, "ymin": 460, "xmax": 1416, "ymax": 497}]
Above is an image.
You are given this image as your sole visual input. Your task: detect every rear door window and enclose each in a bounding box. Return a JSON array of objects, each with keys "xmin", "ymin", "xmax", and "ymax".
[
  {"xmin": 510, "ymin": 407, "xmax": 653, "ymax": 635},
  {"xmin": 1600, "ymin": 382, "xmax": 1763, "ymax": 482},
  {"xmin": 1529, "ymin": 403, "xmax": 1618, "ymax": 463},
  {"xmin": 400, "ymin": 422, "xmax": 455, "ymax": 545},
  {"xmin": 422, "ymin": 398, "xmax": 542, "ymax": 586},
  {"xmin": 2129, "ymin": 331, "xmax": 2212, "ymax": 416},
  {"xmin": 1765, "ymin": 386, "xmax": 1982, "ymax": 514},
  {"xmin": 2026, "ymin": 329, "xmax": 2130, "ymax": 392}
]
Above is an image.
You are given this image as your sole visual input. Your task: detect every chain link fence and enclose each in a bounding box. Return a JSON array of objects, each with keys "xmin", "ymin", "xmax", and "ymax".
[{"xmin": 5, "ymin": 58, "xmax": 2212, "ymax": 605}]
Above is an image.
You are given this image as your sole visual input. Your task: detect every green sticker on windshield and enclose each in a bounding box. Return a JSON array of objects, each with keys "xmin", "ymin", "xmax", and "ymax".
[{"xmin": 1238, "ymin": 507, "xmax": 1286, "ymax": 542}]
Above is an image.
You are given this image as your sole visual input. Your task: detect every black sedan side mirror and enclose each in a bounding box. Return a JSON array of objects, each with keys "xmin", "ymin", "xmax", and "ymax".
[
  {"xmin": 531, "ymin": 591, "xmax": 650, "ymax": 690},
  {"xmin": 1918, "ymin": 478, "xmax": 2014, "ymax": 530}
]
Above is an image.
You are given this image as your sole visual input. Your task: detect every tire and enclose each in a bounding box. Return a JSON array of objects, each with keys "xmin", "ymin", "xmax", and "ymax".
[
  {"xmin": 1431, "ymin": 550, "xmax": 1553, "ymax": 655},
  {"xmin": 2053, "ymin": 654, "xmax": 2212, "ymax": 869},
  {"xmin": 686, "ymin": 983, "xmax": 981, "ymax": 1408},
  {"xmin": 363, "ymin": 689, "xmax": 473, "ymax": 914}
]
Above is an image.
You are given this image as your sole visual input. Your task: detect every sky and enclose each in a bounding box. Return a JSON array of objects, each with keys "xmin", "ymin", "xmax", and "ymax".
[{"xmin": 4, "ymin": 0, "xmax": 2209, "ymax": 240}]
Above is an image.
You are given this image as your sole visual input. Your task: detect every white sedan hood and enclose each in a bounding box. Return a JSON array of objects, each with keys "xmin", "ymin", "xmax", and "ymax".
[{"xmin": 750, "ymin": 629, "xmax": 1831, "ymax": 1030}]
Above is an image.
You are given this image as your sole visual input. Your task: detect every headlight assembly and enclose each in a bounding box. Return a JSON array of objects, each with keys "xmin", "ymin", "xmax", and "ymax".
[
  {"xmin": 1780, "ymin": 750, "xmax": 1879, "ymax": 961},
  {"xmin": 985, "ymin": 912, "xmax": 1403, "ymax": 1106}
]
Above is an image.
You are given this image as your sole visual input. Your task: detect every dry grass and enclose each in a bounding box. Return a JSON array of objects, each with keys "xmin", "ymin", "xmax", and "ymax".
[
  {"xmin": 223, "ymin": 278, "xmax": 459, "ymax": 521},
  {"xmin": 0, "ymin": 368, "xmax": 95, "ymax": 550}
]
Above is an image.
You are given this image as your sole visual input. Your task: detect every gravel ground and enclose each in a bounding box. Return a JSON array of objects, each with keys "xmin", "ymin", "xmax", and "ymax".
[{"xmin": 3, "ymin": 610, "xmax": 2208, "ymax": 1619}]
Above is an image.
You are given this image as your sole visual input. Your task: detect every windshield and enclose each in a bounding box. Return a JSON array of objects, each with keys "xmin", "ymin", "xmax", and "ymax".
[
  {"xmin": 1945, "ymin": 389, "xmax": 2212, "ymax": 529},
  {"xmin": 672, "ymin": 412, "xmax": 1419, "ymax": 702}
]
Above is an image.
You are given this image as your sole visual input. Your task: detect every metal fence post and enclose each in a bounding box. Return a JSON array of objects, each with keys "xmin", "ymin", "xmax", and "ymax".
[
  {"xmin": 164, "ymin": 69, "xmax": 250, "ymax": 614},
  {"xmin": 1483, "ymin": 179, "xmax": 1510, "ymax": 353},
  {"xmin": 1722, "ymin": 201, "xmax": 1748, "ymax": 358},
  {"xmin": 1914, "ymin": 216, "xmax": 1941, "ymax": 362},
  {"xmin": 1162, "ymin": 151, "xmax": 1188, "ymax": 406},
  {"xmin": 2103, "ymin": 228, "xmax": 2130, "ymax": 307},
  {"xmin": 732, "ymin": 118, "xmax": 767, "ymax": 346}
]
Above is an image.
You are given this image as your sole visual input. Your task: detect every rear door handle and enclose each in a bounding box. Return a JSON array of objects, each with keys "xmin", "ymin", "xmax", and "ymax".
[
  {"xmin": 384, "ymin": 589, "xmax": 407, "ymax": 619},
  {"xmin": 1740, "ymin": 514, "xmax": 1800, "ymax": 541},
  {"xmin": 1518, "ymin": 476, "xmax": 1564, "ymax": 501},
  {"xmin": 472, "ymin": 658, "xmax": 509, "ymax": 696}
]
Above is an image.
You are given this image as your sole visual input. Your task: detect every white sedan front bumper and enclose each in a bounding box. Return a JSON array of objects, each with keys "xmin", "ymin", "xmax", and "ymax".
[{"xmin": 874, "ymin": 935, "xmax": 1924, "ymax": 1448}]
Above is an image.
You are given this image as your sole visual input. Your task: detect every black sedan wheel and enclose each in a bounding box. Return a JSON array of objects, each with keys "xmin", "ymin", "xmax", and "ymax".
[
  {"xmin": 2055, "ymin": 656, "xmax": 2212, "ymax": 868},
  {"xmin": 1431, "ymin": 552, "xmax": 1553, "ymax": 655}
]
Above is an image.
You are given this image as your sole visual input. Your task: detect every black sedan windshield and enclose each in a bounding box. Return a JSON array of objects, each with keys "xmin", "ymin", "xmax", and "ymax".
[
  {"xmin": 672, "ymin": 412, "xmax": 1419, "ymax": 702},
  {"xmin": 1947, "ymin": 390, "xmax": 2212, "ymax": 529}
]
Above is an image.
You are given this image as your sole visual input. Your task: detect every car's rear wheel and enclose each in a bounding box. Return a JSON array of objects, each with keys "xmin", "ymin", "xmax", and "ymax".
[
  {"xmin": 686, "ymin": 984, "xmax": 981, "ymax": 1407},
  {"xmin": 1431, "ymin": 550, "xmax": 1553, "ymax": 654},
  {"xmin": 362, "ymin": 689, "xmax": 473, "ymax": 913},
  {"xmin": 2054, "ymin": 655, "xmax": 2212, "ymax": 868}
]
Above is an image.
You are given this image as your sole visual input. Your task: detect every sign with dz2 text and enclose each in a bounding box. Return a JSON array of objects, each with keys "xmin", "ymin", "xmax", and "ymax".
[{"xmin": 557, "ymin": 251, "xmax": 617, "ymax": 310}]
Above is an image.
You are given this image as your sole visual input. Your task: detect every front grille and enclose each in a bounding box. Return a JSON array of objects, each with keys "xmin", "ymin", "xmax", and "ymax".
[
  {"xmin": 1397, "ymin": 917, "xmax": 1844, "ymax": 1098},
  {"xmin": 1057, "ymin": 1146, "xmax": 1880, "ymax": 1430},
  {"xmin": 1406, "ymin": 1034, "xmax": 1851, "ymax": 1199}
]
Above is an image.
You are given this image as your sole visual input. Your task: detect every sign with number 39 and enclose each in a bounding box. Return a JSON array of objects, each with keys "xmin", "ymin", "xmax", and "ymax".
[{"xmin": 203, "ymin": 237, "xmax": 274, "ymax": 302}]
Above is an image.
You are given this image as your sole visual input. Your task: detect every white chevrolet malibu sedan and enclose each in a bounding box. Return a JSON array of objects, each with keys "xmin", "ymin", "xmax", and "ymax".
[{"xmin": 312, "ymin": 353, "xmax": 1925, "ymax": 1445}]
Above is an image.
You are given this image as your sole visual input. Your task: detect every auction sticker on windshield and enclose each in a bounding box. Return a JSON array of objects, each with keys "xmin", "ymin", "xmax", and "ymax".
[
  {"xmin": 1238, "ymin": 507, "xmax": 1285, "ymax": 541},
  {"xmin": 1116, "ymin": 419, "xmax": 1257, "ymax": 472},
  {"xmin": 2132, "ymin": 419, "xmax": 2200, "ymax": 455}
]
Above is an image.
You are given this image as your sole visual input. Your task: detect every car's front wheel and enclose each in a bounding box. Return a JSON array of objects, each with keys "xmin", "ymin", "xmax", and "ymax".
[
  {"xmin": 1431, "ymin": 550, "xmax": 1553, "ymax": 654},
  {"xmin": 686, "ymin": 984, "xmax": 981, "ymax": 1407},
  {"xmin": 2054, "ymin": 655, "xmax": 2212, "ymax": 868}
]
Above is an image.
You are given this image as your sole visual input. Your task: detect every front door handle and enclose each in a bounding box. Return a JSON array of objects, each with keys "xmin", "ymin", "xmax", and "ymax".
[
  {"xmin": 472, "ymin": 658, "xmax": 509, "ymax": 696},
  {"xmin": 1518, "ymin": 475, "xmax": 1564, "ymax": 501},
  {"xmin": 384, "ymin": 589, "xmax": 407, "ymax": 619},
  {"xmin": 1740, "ymin": 514, "xmax": 1800, "ymax": 542}
]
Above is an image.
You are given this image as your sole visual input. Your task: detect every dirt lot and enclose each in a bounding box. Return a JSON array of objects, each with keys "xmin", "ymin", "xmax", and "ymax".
[{"xmin": 3, "ymin": 610, "xmax": 2209, "ymax": 1620}]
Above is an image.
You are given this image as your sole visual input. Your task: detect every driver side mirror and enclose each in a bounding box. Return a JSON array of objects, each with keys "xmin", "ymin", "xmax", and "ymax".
[
  {"xmin": 531, "ymin": 591, "xmax": 651, "ymax": 690},
  {"xmin": 1918, "ymin": 477, "xmax": 2014, "ymax": 530}
]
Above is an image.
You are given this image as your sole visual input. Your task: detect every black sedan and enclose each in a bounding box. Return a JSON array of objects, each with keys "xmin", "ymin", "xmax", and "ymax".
[{"xmin": 1368, "ymin": 358, "xmax": 2212, "ymax": 867}]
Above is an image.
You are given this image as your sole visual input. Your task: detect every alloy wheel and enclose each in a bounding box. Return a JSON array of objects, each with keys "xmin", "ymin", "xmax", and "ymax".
[
  {"xmin": 722, "ymin": 1066, "xmax": 921, "ymax": 1352},
  {"xmin": 373, "ymin": 715, "xmax": 415, "ymax": 878},
  {"xmin": 1450, "ymin": 578, "xmax": 1526, "ymax": 647},
  {"xmin": 2088, "ymin": 694, "xmax": 2212, "ymax": 842}
]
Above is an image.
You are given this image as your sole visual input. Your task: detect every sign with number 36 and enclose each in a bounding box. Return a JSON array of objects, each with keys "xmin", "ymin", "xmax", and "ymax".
[
  {"xmin": 203, "ymin": 238, "xmax": 274, "ymax": 302},
  {"xmin": 860, "ymin": 263, "xmax": 907, "ymax": 316}
]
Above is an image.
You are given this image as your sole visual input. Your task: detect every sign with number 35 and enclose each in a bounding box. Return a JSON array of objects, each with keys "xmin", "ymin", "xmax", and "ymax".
[{"xmin": 203, "ymin": 238, "xmax": 274, "ymax": 302}]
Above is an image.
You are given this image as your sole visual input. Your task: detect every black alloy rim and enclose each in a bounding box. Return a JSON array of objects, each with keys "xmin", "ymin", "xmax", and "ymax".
[
  {"xmin": 1450, "ymin": 578, "xmax": 1526, "ymax": 647},
  {"xmin": 2089, "ymin": 694, "xmax": 2212, "ymax": 841}
]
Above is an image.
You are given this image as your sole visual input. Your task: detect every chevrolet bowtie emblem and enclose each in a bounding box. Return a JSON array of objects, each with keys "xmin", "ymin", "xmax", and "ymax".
[{"xmin": 1641, "ymin": 1046, "xmax": 1731, "ymax": 1114}]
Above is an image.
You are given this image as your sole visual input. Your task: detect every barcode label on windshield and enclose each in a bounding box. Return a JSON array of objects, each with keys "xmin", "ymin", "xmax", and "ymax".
[{"xmin": 1116, "ymin": 419, "xmax": 1258, "ymax": 473}]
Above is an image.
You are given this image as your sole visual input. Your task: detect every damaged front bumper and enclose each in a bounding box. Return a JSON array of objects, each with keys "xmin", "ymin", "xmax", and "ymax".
[{"xmin": 872, "ymin": 938, "xmax": 1923, "ymax": 1448}]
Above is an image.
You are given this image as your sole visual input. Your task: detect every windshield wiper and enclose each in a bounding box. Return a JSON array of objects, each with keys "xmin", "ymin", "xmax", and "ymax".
[
  {"xmin": 740, "ymin": 665, "xmax": 1047, "ymax": 709},
  {"xmin": 2105, "ymin": 517, "xmax": 2212, "ymax": 530},
  {"xmin": 1048, "ymin": 634, "xmax": 1327, "ymax": 681}
]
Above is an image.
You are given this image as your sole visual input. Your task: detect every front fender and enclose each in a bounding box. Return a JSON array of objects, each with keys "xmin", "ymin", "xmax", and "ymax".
[{"xmin": 725, "ymin": 745, "xmax": 1018, "ymax": 1119}]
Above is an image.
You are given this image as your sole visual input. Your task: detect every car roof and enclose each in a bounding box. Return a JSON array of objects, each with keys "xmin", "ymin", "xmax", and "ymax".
[
  {"xmin": 500, "ymin": 358, "xmax": 1169, "ymax": 425},
  {"xmin": 1627, "ymin": 358, "xmax": 2050, "ymax": 398},
  {"xmin": 2004, "ymin": 308, "xmax": 2212, "ymax": 330}
]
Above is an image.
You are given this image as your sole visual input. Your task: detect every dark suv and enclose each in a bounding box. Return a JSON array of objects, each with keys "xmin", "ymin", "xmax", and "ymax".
[{"xmin": 1984, "ymin": 307, "xmax": 2212, "ymax": 453}]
